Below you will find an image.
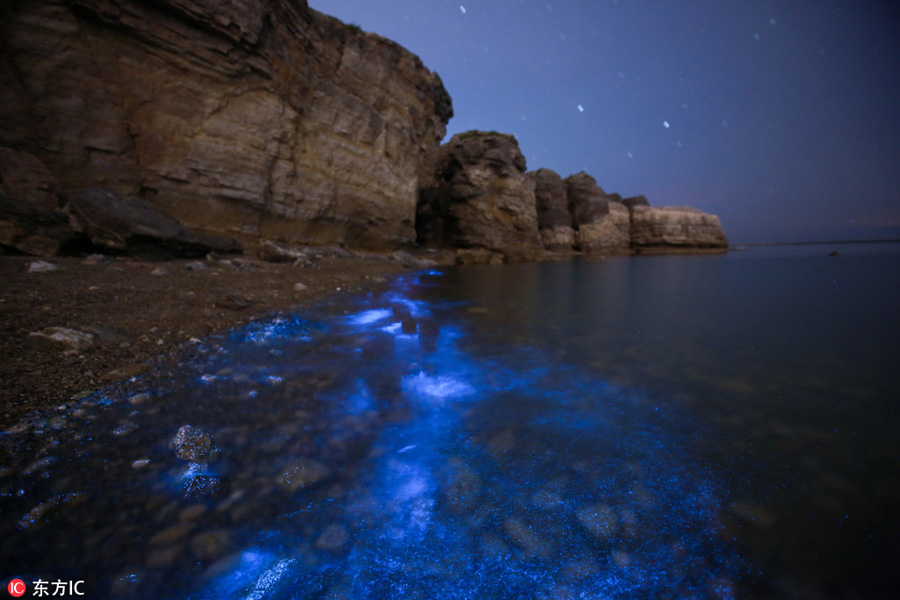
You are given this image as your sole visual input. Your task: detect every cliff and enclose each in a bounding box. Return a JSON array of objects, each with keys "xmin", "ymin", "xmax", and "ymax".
[
  {"xmin": 0, "ymin": 0, "xmax": 452, "ymax": 250},
  {"xmin": 416, "ymin": 132, "xmax": 542, "ymax": 258},
  {"xmin": 1, "ymin": 2, "xmax": 726, "ymax": 260}
]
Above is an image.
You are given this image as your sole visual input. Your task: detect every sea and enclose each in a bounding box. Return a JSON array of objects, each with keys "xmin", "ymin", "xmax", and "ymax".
[{"xmin": 1, "ymin": 242, "xmax": 898, "ymax": 599}]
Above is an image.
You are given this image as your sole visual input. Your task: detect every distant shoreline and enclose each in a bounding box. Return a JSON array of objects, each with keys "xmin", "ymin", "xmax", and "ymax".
[{"xmin": 735, "ymin": 238, "xmax": 900, "ymax": 248}]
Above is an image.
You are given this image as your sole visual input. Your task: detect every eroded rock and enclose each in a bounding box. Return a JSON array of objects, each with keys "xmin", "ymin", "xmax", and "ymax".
[
  {"xmin": 66, "ymin": 188, "xmax": 241, "ymax": 259},
  {"xmin": 417, "ymin": 131, "xmax": 542, "ymax": 258},
  {"xmin": 630, "ymin": 206, "xmax": 728, "ymax": 249}
]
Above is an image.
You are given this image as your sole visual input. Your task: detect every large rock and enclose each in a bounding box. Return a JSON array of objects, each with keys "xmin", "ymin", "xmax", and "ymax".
[
  {"xmin": 0, "ymin": 0, "xmax": 452, "ymax": 250},
  {"xmin": 0, "ymin": 148, "xmax": 79, "ymax": 256},
  {"xmin": 564, "ymin": 172, "xmax": 629, "ymax": 252},
  {"xmin": 66, "ymin": 188, "xmax": 241, "ymax": 259},
  {"xmin": 417, "ymin": 131, "xmax": 542, "ymax": 258},
  {"xmin": 528, "ymin": 168, "xmax": 575, "ymax": 250},
  {"xmin": 630, "ymin": 206, "xmax": 728, "ymax": 249},
  {"xmin": 576, "ymin": 202, "xmax": 631, "ymax": 252}
]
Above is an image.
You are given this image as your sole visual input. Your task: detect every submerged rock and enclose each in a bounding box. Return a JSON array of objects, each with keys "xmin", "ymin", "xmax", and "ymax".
[
  {"xmin": 171, "ymin": 425, "xmax": 219, "ymax": 463},
  {"xmin": 315, "ymin": 523, "xmax": 351, "ymax": 552},
  {"xmin": 575, "ymin": 503, "xmax": 619, "ymax": 541},
  {"xmin": 276, "ymin": 458, "xmax": 331, "ymax": 492}
]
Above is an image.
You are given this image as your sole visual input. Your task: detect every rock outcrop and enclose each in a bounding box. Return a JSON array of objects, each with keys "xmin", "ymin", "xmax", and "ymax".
[
  {"xmin": 66, "ymin": 188, "xmax": 242, "ymax": 259},
  {"xmin": 0, "ymin": 148, "xmax": 78, "ymax": 257},
  {"xmin": 0, "ymin": 0, "xmax": 452, "ymax": 250},
  {"xmin": 630, "ymin": 206, "xmax": 728, "ymax": 249},
  {"xmin": 416, "ymin": 132, "xmax": 542, "ymax": 259},
  {"xmin": 528, "ymin": 168, "xmax": 575, "ymax": 250},
  {"xmin": 564, "ymin": 172, "xmax": 630, "ymax": 252}
]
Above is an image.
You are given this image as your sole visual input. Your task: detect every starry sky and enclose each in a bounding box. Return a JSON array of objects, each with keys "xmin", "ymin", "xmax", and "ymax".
[{"xmin": 309, "ymin": 0, "xmax": 900, "ymax": 243}]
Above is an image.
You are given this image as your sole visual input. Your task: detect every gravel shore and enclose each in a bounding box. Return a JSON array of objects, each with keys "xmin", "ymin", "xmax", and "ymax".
[{"xmin": 0, "ymin": 253, "xmax": 412, "ymax": 427}]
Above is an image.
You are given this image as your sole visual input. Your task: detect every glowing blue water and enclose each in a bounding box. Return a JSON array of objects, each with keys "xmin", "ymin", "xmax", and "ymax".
[{"xmin": 3, "ymin": 244, "xmax": 897, "ymax": 598}]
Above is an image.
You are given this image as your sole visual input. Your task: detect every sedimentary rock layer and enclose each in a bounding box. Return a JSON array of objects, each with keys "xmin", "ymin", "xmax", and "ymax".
[
  {"xmin": 0, "ymin": 0, "xmax": 452, "ymax": 249},
  {"xmin": 630, "ymin": 206, "xmax": 728, "ymax": 248}
]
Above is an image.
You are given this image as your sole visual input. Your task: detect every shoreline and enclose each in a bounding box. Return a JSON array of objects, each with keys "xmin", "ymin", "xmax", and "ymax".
[
  {"xmin": 0, "ymin": 254, "xmax": 412, "ymax": 428},
  {"xmin": 1, "ymin": 244, "xmax": 735, "ymax": 428}
]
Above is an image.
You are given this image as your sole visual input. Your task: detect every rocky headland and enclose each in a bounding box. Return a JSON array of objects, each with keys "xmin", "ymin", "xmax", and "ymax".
[
  {"xmin": 2, "ymin": 0, "xmax": 726, "ymax": 264},
  {"xmin": 1, "ymin": 0, "xmax": 727, "ymax": 415}
]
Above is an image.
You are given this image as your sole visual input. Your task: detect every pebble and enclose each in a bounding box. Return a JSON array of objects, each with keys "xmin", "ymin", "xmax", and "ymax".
[
  {"xmin": 293, "ymin": 282, "xmax": 309, "ymax": 292},
  {"xmin": 128, "ymin": 392, "xmax": 152, "ymax": 406},
  {"xmin": 149, "ymin": 522, "xmax": 195, "ymax": 546},
  {"xmin": 503, "ymin": 518, "xmax": 551, "ymax": 558},
  {"xmin": 149, "ymin": 267, "xmax": 168, "ymax": 276},
  {"xmin": 183, "ymin": 261, "xmax": 206, "ymax": 271},
  {"xmin": 146, "ymin": 545, "xmax": 182, "ymax": 569},
  {"xmin": 276, "ymin": 458, "xmax": 331, "ymax": 492},
  {"xmin": 190, "ymin": 529, "xmax": 231, "ymax": 561},
  {"xmin": 315, "ymin": 523, "xmax": 350, "ymax": 552},
  {"xmin": 184, "ymin": 475, "xmax": 224, "ymax": 500},
  {"xmin": 101, "ymin": 362, "xmax": 150, "ymax": 382},
  {"xmin": 112, "ymin": 422, "xmax": 137, "ymax": 436},
  {"xmin": 442, "ymin": 458, "xmax": 482, "ymax": 513},
  {"xmin": 27, "ymin": 260, "xmax": 59, "ymax": 272},
  {"xmin": 171, "ymin": 425, "xmax": 219, "ymax": 463},
  {"xmin": 178, "ymin": 504, "xmax": 208, "ymax": 522},
  {"xmin": 575, "ymin": 503, "xmax": 618, "ymax": 541}
]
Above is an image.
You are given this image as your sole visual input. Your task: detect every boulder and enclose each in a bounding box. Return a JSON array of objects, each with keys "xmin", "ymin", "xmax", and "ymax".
[
  {"xmin": 417, "ymin": 131, "xmax": 542, "ymax": 259},
  {"xmin": 0, "ymin": 0, "xmax": 452, "ymax": 250},
  {"xmin": 528, "ymin": 168, "xmax": 575, "ymax": 250},
  {"xmin": 630, "ymin": 205, "xmax": 728, "ymax": 249},
  {"xmin": 0, "ymin": 148, "xmax": 80, "ymax": 256},
  {"xmin": 66, "ymin": 188, "xmax": 241, "ymax": 259}
]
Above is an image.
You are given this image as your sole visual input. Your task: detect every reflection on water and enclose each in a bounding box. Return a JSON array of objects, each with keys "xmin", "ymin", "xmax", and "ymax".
[{"xmin": 2, "ymin": 244, "xmax": 898, "ymax": 599}]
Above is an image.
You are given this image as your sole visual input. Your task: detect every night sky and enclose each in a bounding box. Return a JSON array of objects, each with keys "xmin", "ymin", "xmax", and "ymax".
[{"xmin": 310, "ymin": 0, "xmax": 900, "ymax": 244}]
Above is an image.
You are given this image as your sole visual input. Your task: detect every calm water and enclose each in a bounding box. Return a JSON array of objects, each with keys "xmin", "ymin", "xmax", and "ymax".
[{"xmin": 1, "ymin": 243, "xmax": 898, "ymax": 599}]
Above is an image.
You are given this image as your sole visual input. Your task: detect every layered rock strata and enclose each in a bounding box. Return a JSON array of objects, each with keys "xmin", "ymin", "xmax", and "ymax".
[
  {"xmin": 416, "ymin": 132, "xmax": 542, "ymax": 258},
  {"xmin": 630, "ymin": 206, "xmax": 729, "ymax": 249},
  {"xmin": 528, "ymin": 168, "xmax": 575, "ymax": 251},
  {"xmin": 0, "ymin": 0, "xmax": 452, "ymax": 250},
  {"xmin": 564, "ymin": 172, "xmax": 630, "ymax": 252}
]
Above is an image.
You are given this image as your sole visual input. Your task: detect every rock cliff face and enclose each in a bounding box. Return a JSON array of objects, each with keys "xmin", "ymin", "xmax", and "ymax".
[
  {"xmin": 0, "ymin": 0, "xmax": 452, "ymax": 249},
  {"xmin": 528, "ymin": 168, "xmax": 575, "ymax": 250},
  {"xmin": 564, "ymin": 172, "xmax": 630, "ymax": 252},
  {"xmin": 416, "ymin": 132, "xmax": 542, "ymax": 257},
  {"xmin": 630, "ymin": 206, "xmax": 728, "ymax": 249}
]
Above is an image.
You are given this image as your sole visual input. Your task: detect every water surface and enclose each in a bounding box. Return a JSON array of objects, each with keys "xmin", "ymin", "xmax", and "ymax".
[{"xmin": 2, "ymin": 243, "xmax": 897, "ymax": 599}]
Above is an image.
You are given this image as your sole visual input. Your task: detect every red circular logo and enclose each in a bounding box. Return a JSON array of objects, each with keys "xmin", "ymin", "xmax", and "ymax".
[{"xmin": 8, "ymin": 579, "xmax": 27, "ymax": 597}]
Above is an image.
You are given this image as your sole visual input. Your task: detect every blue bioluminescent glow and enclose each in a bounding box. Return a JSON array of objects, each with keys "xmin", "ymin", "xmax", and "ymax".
[{"xmin": 0, "ymin": 271, "xmax": 748, "ymax": 599}]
